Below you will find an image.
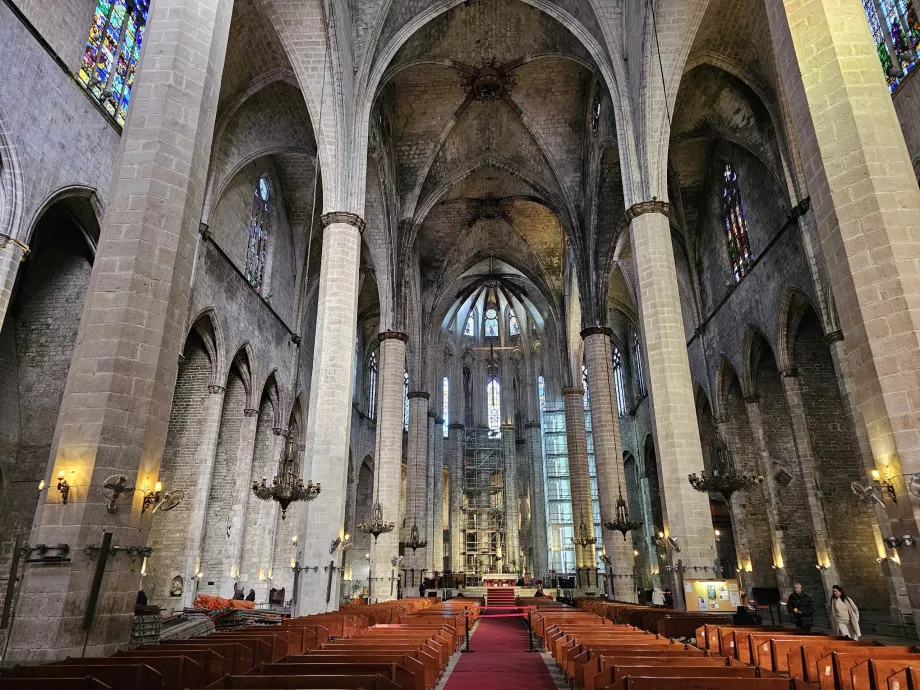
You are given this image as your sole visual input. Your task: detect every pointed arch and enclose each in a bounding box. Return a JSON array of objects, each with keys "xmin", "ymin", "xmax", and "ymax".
[
  {"xmin": 742, "ymin": 326, "xmax": 779, "ymax": 398},
  {"xmin": 188, "ymin": 308, "xmax": 224, "ymax": 390},
  {"xmin": 778, "ymin": 287, "xmax": 819, "ymax": 373}
]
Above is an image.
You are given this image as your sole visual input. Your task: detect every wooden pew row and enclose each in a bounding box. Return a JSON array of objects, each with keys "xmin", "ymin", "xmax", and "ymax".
[
  {"xmin": 0, "ymin": 679, "xmax": 113, "ymax": 690},
  {"xmin": 886, "ymin": 666, "xmax": 920, "ymax": 689},
  {"xmin": 601, "ymin": 679, "xmax": 806, "ymax": 689},
  {"xmin": 204, "ymin": 675, "xmax": 401, "ymax": 689}
]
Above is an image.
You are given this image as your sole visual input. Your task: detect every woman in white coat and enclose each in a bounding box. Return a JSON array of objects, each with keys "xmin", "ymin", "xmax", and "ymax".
[{"xmin": 829, "ymin": 585, "xmax": 861, "ymax": 640}]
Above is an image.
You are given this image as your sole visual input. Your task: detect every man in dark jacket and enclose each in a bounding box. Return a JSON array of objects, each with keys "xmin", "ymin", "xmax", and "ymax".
[{"xmin": 787, "ymin": 583, "xmax": 815, "ymax": 631}]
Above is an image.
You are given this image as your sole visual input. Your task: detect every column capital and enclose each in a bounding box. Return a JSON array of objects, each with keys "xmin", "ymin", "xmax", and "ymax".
[
  {"xmin": 581, "ymin": 326, "xmax": 613, "ymax": 339},
  {"xmin": 208, "ymin": 384, "xmax": 225, "ymax": 394},
  {"xmin": 243, "ymin": 408, "xmax": 259, "ymax": 417},
  {"xmin": 198, "ymin": 222, "xmax": 211, "ymax": 242},
  {"xmin": 272, "ymin": 426, "xmax": 288, "ymax": 436},
  {"xmin": 379, "ymin": 330, "xmax": 409, "ymax": 343},
  {"xmin": 780, "ymin": 367, "xmax": 799, "ymax": 378},
  {"xmin": 427, "ymin": 410, "xmax": 438, "ymax": 419},
  {"xmin": 562, "ymin": 386, "xmax": 584, "ymax": 397},
  {"xmin": 525, "ymin": 421, "xmax": 541, "ymax": 429},
  {"xmin": 448, "ymin": 422, "xmax": 465, "ymax": 430},
  {"xmin": 617, "ymin": 199, "xmax": 677, "ymax": 237},
  {"xmin": 321, "ymin": 211, "xmax": 366, "ymax": 233},
  {"xmin": 0, "ymin": 234, "xmax": 30, "ymax": 260},
  {"xmin": 501, "ymin": 423, "xmax": 516, "ymax": 432},
  {"xmin": 434, "ymin": 417, "xmax": 444, "ymax": 425},
  {"xmin": 407, "ymin": 391, "xmax": 430, "ymax": 400},
  {"xmin": 823, "ymin": 329, "xmax": 844, "ymax": 344}
]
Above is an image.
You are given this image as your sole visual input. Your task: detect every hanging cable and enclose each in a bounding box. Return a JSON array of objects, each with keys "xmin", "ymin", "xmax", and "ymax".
[{"xmin": 647, "ymin": 0, "xmax": 673, "ymax": 128}]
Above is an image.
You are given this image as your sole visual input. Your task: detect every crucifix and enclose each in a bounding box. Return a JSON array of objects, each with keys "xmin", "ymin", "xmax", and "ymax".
[{"xmin": 390, "ymin": 556, "xmax": 403, "ymax": 597}]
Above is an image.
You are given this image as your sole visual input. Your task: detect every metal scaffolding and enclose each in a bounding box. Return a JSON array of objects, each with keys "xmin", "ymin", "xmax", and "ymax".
[{"xmin": 462, "ymin": 426, "xmax": 505, "ymax": 578}]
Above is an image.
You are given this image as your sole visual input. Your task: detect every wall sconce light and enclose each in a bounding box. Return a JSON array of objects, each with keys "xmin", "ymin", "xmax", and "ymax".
[
  {"xmin": 877, "ymin": 556, "xmax": 889, "ymax": 564},
  {"xmin": 141, "ymin": 480, "xmax": 162, "ymax": 513},
  {"xmin": 714, "ymin": 529, "xmax": 721, "ymax": 539},
  {"xmin": 38, "ymin": 479, "xmax": 45, "ymax": 492},
  {"xmin": 633, "ymin": 549, "xmax": 640, "ymax": 557},
  {"xmin": 56, "ymin": 470, "xmax": 70, "ymax": 505},
  {"xmin": 884, "ymin": 535, "xmax": 916, "ymax": 549},
  {"xmin": 292, "ymin": 535, "xmax": 298, "ymax": 546},
  {"xmin": 872, "ymin": 468, "xmax": 898, "ymax": 502},
  {"xmin": 816, "ymin": 562, "xmax": 830, "ymax": 571}
]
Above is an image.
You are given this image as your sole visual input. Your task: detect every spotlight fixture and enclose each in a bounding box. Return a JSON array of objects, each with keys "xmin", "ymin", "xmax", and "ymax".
[
  {"xmin": 141, "ymin": 480, "xmax": 163, "ymax": 513},
  {"xmin": 56, "ymin": 470, "xmax": 70, "ymax": 505}
]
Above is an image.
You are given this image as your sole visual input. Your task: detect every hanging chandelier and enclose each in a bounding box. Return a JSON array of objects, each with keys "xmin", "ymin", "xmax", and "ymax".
[
  {"xmin": 251, "ymin": 434, "xmax": 320, "ymax": 519},
  {"xmin": 400, "ymin": 518, "xmax": 428, "ymax": 552},
  {"xmin": 572, "ymin": 518, "xmax": 597, "ymax": 547},
  {"xmin": 688, "ymin": 439, "xmax": 763, "ymax": 503},
  {"xmin": 358, "ymin": 500, "xmax": 395, "ymax": 540},
  {"xmin": 604, "ymin": 486, "xmax": 643, "ymax": 539}
]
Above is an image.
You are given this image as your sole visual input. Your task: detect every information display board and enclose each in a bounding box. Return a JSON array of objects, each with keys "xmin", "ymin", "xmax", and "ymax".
[{"xmin": 683, "ymin": 578, "xmax": 742, "ymax": 612}]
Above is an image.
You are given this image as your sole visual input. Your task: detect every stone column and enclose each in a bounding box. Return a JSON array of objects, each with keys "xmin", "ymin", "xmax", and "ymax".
[
  {"xmin": 0, "ymin": 235, "xmax": 26, "ymax": 329},
  {"xmin": 516, "ymin": 438, "xmax": 531, "ymax": 573},
  {"xmin": 432, "ymin": 418, "xmax": 445, "ymax": 574},
  {"xmin": 221, "ymin": 408, "xmax": 259, "ymax": 599},
  {"xmin": 765, "ymin": 0, "xmax": 920, "ymax": 630},
  {"xmin": 629, "ymin": 206, "xmax": 717, "ymax": 607},
  {"xmin": 404, "ymin": 391, "xmax": 429, "ymax": 578},
  {"xmin": 501, "ymin": 424, "xmax": 519, "ymax": 573},
  {"xmin": 715, "ymin": 416, "xmax": 756, "ymax": 589},
  {"xmin": 447, "ymin": 423, "xmax": 465, "ymax": 574},
  {"xmin": 743, "ymin": 399, "xmax": 792, "ymax": 596},
  {"xmin": 582, "ymin": 329, "xmax": 638, "ymax": 601},
  {"xmin": 295, "ymin": 212, "xmax": 364, "ymax": 615},
  {"xmin": 251, "ymin": 428, "xmax": 285, "ymax": 601},
  {"xmin": 562, "ymin": 387, "xmax": 597, "ymax": 585},
  {"xmin": 369, "ymin": 331, "xmax": 406, "ymax": 602},
  {"xmin": 4, "ymin": 0, "xmax": 233, "ymax": 660},
  {"xmin": 425, "ymin": 411, "xmax": 436, "ymax": 572},
  {"xmin": 177, "ymin": 385, "xmax": 227, "ymax": 608},
  {"xmin": 780, "ymin": 369, "xmax": 838, "ymax": 597},
  {"xmin": 526, "ymin": 422, "xmax": 548, "ymax": 580}
]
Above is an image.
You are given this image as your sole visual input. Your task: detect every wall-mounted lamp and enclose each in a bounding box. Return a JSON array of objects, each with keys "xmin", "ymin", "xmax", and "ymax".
[
  {"xmin": 292, "ymin": 535, "xmax": 298, "ymax": 546},
  {"xmin": 884, "ymin": 535, "xmax": 916, "ymax": 549},
  {"xmin": 38, "ymin": 479, "xmax": 45, "ymax": 492},
  {"xmin": 56, "ymin": 470, "xmax": 70, "ymax": 505},
  {"xmin": 816, "ymin": 562, "xmax": 830, "ymax": 571},
  {"xmin": 713, "ymin": 529, "xmax": 721, "ymax": 539},
  {"xmin": 633, "ymin": 549, "xmax": 640, "ymax": 557},
  {"xmin": 141, "ymin": 480, "xmax": 163, "ymax": 513},
  {"xmin": 872, "ymin": 468, "xmax": 898, "ymax": 502}
]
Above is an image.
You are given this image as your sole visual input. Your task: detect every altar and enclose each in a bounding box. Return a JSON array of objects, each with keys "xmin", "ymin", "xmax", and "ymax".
[{"xmin": 482, "ymin": 573, "xmax": 517, "ymax": 587}]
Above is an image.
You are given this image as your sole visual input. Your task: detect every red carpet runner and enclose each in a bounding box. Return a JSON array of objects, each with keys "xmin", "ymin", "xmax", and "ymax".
[{"xmin": 443, "ymin": 616, "xmax": 558, "ymax": 690}]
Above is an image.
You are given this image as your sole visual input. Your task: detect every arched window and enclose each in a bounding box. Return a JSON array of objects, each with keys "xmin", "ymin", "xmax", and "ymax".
[
  {"xmin": 487, "ymin": 377, "xmax": 501, "ymax": 437},
  {"xmin": 862, "ymin": 0, "xmax": 920, "ymax": 91},
  {"xmin": 509, "ymin": 313, "xmax": 520, "ymax": 336},
  {"xmin": 485, "ymin": 307, "xmax": 499, "ymax": 337},
  {"xmin": 79, "ymin": 0, "xmax": 150, "ymax": 126},
  {"xmin": 367, "ymin": 350, "xmax": 378, "ymax": 420},
  {"xmin": 582, "ymin": 363, "xmax": 591, "ymax": 411},
  {"xmin": 537, "ymin": 375, "xmax": 546, "ymax": 413},
  {"xmin": 613, "ymin": 347, "xmax": 626, "ymax": 416},
  {"xmin": 442, "ymin": 376, "xmax": 449, "ymax": 437},
  {"xmin": 722, "ymin": 164, "xmax": 751, "ymax": 282},
  {"xmin": 632, "ymin": 331, "xmax": 646, "ymax": 398},
  {"xmin": 464, "ymin": 311, "xmax": 475, "ymax": 336},
  {"xmin": 403, "ymin": 370, "xmax": 409, "ymax": 431},
  {"xmin": 245, "ymin": 176, "xmax": 271, "ymax": 292}
]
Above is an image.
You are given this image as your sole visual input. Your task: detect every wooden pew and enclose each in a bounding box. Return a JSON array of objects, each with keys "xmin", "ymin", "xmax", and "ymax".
[
  {"xmin": 204, "ymin": 674, "xmax": 401, "ymax": 689},
  {"xmin": 601, "ymin": 679, "xmax": 801, "ymax": 689},
  {"xmin": 765, "ymin": 636, "xmax": 869, "ymax": 674},
  {"xmin": 887, "ymin": 667, "xmax": 920, "ymax": 689},
  {"xmin": 145, "ymin": 642, "xmax": 236, "ymax": 678},
  {"xmin": 0, "ymin": 679, "xmax": 113, "ymax": 690},
  {"xmin": 794, "ymin": 645, "xmax": 916, "ymax": 685},
  {"xmin": 246, "ymin": 661, "xmax": 423, "ymax": 690},
  {"xmin": 64, "ymin": 655, "xmax": 202, "ymax": 690},
  {"xmin": 821, "ymin": 650, "xmax": 920, "ymax": 690},
  {"xmin": 584, "ymin": 653, "xmax": 727, "ymax": 690},
  {"xmin": 5, "ymin": 663, "xmax": 163, "ymax": 690}
]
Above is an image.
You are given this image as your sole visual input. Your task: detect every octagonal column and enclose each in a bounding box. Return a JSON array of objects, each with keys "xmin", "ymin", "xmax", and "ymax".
[
  {"xmin": 447, "ymin": 422, "xmax": 465, "ymax": 574},
  {"xmin": 405, "ymin": 391, "xmax": 430, "ymax": 578},
  {"xmin": 501, "ymin": 424, "xmax": 519, "ymax": 572},
  {"xmin": 526, "ymin": 422, "xmax": 548, "ymax": 580},
  {"xmin": 432, "ymin": 417, "xmax": 445, "ymax": 574},
  {"xmin": 562, "ymin": 387, "xmax": 597, "ymax": 585}
]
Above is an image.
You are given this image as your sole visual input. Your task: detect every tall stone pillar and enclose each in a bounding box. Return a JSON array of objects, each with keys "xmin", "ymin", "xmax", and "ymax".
[
  {"xmin": 526, "ymin": 422, "xmax": 548, "ymax": 580},
  {"xmin": 447, "ymin": 423, "xmax": 465, "ymax": 574},
  {"xmin": 764, "ymin": 0, "xmax": 920, "ymax": 630},
  {"xmin": 0, "ymin": 235, "xmax": 26, "ymax": 329},
  {"xmin": 582, "ymin": 329, "xmax": 637, "ymax": 601},
  {"xmin": 432, "ymin": 418, "xmax": 445, "ymax": 574},
  {"xmin": 295, "ymin": 212, "xmax": 365, "ymax": 615},
  {"xmin": 501, "ymin": 424, "xmax": 520, "ymax": 572},
  {"xmin": 404, "ymin": 391, "xmax": 430, "ymax": 579},
  {"xmin": 426, "ymin": 411, "xmax": 437, "ymax": 572},
  {"xmin": 562, "ymin": 387, "xmax": 597, "ymax": 585},
  {"xmin": 4, "ymin": 0, "xmax": 234, "ymax": 660},
  {"xmin": 516, "ymin": 438, "xmax": 531, "ymax": 573},
  {"xmin": 251, "ymin": 428, "xmax": 285, "ymax": 601},
  {"xmin": 629, "ymin": 206, "xmax": 717, "ymax": 607},
  {"xmin": 177, "ymin": 385, "xmax": 227, "ymax": 608},
  {"xmin": 221, "ymin": 407, "xmax": 259, "ymax": 599},
  {"xmin": 368, "ymin": 332, "xmax": 406, "ymax": 602}
]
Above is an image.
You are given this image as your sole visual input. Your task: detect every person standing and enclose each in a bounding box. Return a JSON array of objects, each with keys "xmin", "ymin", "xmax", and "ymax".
[
  {"xmin": 829, "ymin": 585, "xmax": 861, "ymax": 640},
  {"xmin": 787, "ymin": 583, "xmax": 816, "ymax": 631},
  {"xmin": 246, "ymin": 588, "xmax": 256, "ymax": 602}
]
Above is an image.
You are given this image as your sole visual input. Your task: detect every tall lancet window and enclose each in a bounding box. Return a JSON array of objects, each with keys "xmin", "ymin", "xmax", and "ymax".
[
  {"xmin": 367, "ymin": 350, "xmax": 378, "ymax": 420},
  {"xmin": 487, "ymin": 377, "xmax": 501, "ymax": 437},
  {"xmin": 245, "ymin": 176, "xmax": 271, "ymax": 292},
  {"xmin": 613, "ymin": 347, "xmax": 626, "ymax": 417},
  {"xmin": 861, "ymin": 0, "xmax": 920, "ymax": 91},
  {"xmin": 632, "ymin": 330, "xmax": 647, "ymax": 398},
  {"xmin": 722, "ymin": 164, "xmax": 751, "ymax": 282},
  {"xmin": 485, "ymin": 307, "xmax": 499, "ymax": 337},
  {"xmin": 538, "ymin": 375, "xmax": 547, "ymax": 413},
  {"xmin": 79, "ymin": 0, "xmax": 150, "ymax": 125},
  {"xmin": 403, "ymin": 370, "xmax": 410, "ymax": 431},
  {"xmin": 442, "ymin": 376, "xmax": 449, "ymax": 437},
  {"xmin": 464, "ymin": 311, "xmax": 475, "ymax": 336},
  {"xmin": 582, "ymin": 363, "xmax": 591, "ymax": 411},
  {"xmin": 509, "ymin": 313, "xmax": 520, "ymax": 336}
]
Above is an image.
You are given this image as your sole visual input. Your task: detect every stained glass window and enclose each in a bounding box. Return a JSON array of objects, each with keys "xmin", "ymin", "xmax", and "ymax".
[
  {"xmin": 722, "ymin": 164, "xmax": 752, "ymax": 282},
  {"xmin": 485, "ymin": 308, "xmax": 499, "ymax": 337},
  {"xmin": 79, "ymin": 0, "xmax": 149, "ymax": 126},
  {"xmin": 367, "ymin": 351, "xmax": 378, "ymax": 420},
  {"xmin": 633, "ymin": 331, "xmax": 647, "ymax": 398},
  {"xmin": 863, "ymin": 0, "xmax": 920, "ymax": 91},
  {"xmin": 443, "ymin": 376, "xmax": 449, "ymax": 438},
  {"xmin": 582, "ymin": 363, "xmax": 591, "ymax": 411},
  {"xmin": 403, "ymin": 370, "xmax": 410, "ymax": 431},
  {"xmin": 245, "ymin": 177, "xmax": 271, "ymax": 292},
  {"xmin": 509, "ymin": 313, "xmax": 520, "ymax": 336},
  {"xmin": 487, "ymin": 377, "xmax": 501, "ymax": 437},
  {"xmin": 613, "ymin": 348, "xmax": 626, "ymax": 417},
  {"xmin": 464, "ymin": 312, "xmax": 475, "ymax": 336},
  {"xmin": 538, "ymin": 375, "xmax": 546, "ymax": 413}
]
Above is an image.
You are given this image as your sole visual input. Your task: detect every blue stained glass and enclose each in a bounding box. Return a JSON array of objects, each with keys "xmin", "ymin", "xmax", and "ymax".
[
  {"xmin": 722, "ymin": 164, "xmax": 752, "ymax": 282},
  {"xmin": 464, "ymin": 313, "xmax": 475, "ymax": 336},
  {"xmin": 245, "ymin": 177, "xmax": 270, "ymax": 292},
  {"xmin": 403, "ymin": 371, "xmax": 409, "ymax": 432},
  {"xmin": 80, "ymin": 0, "xmax": 149, "ymax": 126},
  {"xmin": 487, "ymin": 378, "xmax": 501, "ymax": 437},
  {"xmin": 863, "ymin": 0, "xmax": 920, "ymax": 91},
  {"xmin": 485, "ymin": 308, "xmax": 499, "ymax": 338},
  {"xmin": 613, "ymin": 348, "xmax": 626, "ymax": 416},
  {"xmin": 442, "ymin": 376, "xmax": 449, "ymax": 437},
  {"xmin": 538, "ymin": 375, "xmax": 546, "ymax": 412},
  {"xmin": 509, "ymin": 314, "xmax": 520, "ymax": 336},
  {"xmin": 367, "ymin": 351, "xmax": 378, "ymax": 420}
]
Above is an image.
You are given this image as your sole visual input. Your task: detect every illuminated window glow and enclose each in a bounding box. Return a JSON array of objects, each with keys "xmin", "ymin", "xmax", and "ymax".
[
  {"xmin": 722, "ymin": 164, "xmax": 752, "ymax": 282},
  {"xmin": 509, "ymin": 314, "xmax": 520, "ymax": 336},
  {"xmin": 487, "ymin": 377, "xmax": 501, "ymax": 436},
  {"xmin": 633, "ymin": 331, "xmax": 646, "ymax": 398},
  {"xmin": 613, "ymin": 348, "xmax": 626, "ymax": 416},
  {"xmin": 485, "ymin": 308, "xmax": 499, "ymax": 338},
  {"xmin": 464, "ymin": 313, "xmax": 475, "ymax": 336},
  {"xmin": 367, "ymin": 351, "xmax": 378, "ymax": 420},
  {"xmin": 442, "ymin": 376, "xmax": 449, "ymax": 437}
]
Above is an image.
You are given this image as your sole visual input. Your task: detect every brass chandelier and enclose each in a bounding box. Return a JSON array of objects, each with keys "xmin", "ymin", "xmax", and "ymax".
[
  {"xmin": 604, "ymin": 486, "xmax": 643, "ymax": 539},
  {"xmin": 572, "ymin": 518, "xmax": 597, "ymax": 547},
  {"xmin": 358, "ymin": 499, "xmax": 395, "ymax": 541},
  {"xmin": 688, "ymin": 439, "xmax": 762, "ymax": 503},
  {"xmin": 251, "ymin": 434, "xmax": 320, "ymax": 519},
  {"xmin": 400, "ymin": 518, "xmax": 428, "ymax": 552}
]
